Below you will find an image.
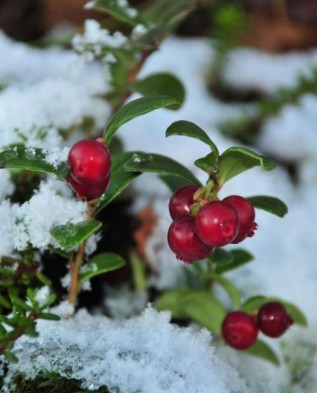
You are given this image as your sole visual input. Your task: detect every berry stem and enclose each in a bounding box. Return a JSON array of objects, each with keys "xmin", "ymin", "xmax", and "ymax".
[{"xmin": 67, "ymin": 199, "xmax": 97, "ymax": 306}]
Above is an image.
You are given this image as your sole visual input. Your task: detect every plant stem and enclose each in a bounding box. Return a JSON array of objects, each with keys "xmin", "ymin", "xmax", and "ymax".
[
  {"xmin": 67, "ymin": 199, "xmax": 96, "ymax": 306},
  {"xmin": 111, "ymin": 50, "xmax": 154, "ymax": 115}
]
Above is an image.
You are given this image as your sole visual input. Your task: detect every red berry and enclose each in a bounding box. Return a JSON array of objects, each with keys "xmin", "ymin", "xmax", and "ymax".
[
  {"xmin": 169, "ymin": 185, "xmax": 200, "ymax": 219},
  {"xmin": 68, "ymin": 140, "xmax": 111, "ymax": 185},
  {"xmin": 222, "ymin": 311, "xmax": 259, "ymax": 350},
  {"xmin": 257, "ymin": 302, "xmax": 294, "ymax": 338},
  {"xmin": 168, "ymin": 216, "xmax": 213, "ymax": 264},
  {"xmin": 68, "ymin": 172, "xmax": 110, "ymax": 200},
  {"xmin": 223, "ymin": 195, "xmax": 257, "ymax": 243},
  {"xmin": 195, "ymin": 201, "xmax": 239, "ymax": 247}
]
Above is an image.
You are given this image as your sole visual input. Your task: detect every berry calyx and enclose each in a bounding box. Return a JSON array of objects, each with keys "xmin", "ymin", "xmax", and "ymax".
[
  {"xmin": 169, "ymin": 185, "xmax": 200, "ymax": 219},
  {"xmin": 223, "ymin": 195, "xmax": 257, "ymax": 243},
  {"xmin": 222, "ymin": 311, "xmax": 259, "ymax": 350},
  {"xmin": 168, "ymin": 215, "xmax": 213, "ymax": 264},
  {"xmin": 195, "ymin": 201, "xmax": 239, "ymax": 247},
  {"xmin": 68, "ymin": 173, "xmax": 110, "ymax": 200},
  {"xmin": 257, "ymin": 302, "xmax": 294, "ymax": 338},
  {"xmin": 68, "ymin": 139, "xmax": 111, "ymax": 185}
]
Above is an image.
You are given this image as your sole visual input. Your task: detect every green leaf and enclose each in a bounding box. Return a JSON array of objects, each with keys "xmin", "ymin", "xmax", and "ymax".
[
  {"xmin": 211, "ymin": 248, "xmax": 234, "ymax": 265},
  {"xmin": 131, "ymin": 24, "xmax": 167, "ymax": 51},
  {"xmin": 50, "ymin": 220, "xmax": 102, "ymax": 249},
  {"xmin": 242, "ymin": 295, "xmax": 308, "ymax": 327},
  {"xmin": 134, "ymin": 73, "xmax": 185, "ymax": 110},
  {"xmin": 4, "ymin": 351, "xmax": 19, "ymax": 363},
  {"xmin": 104, "ymin": 96, "xmax": 179, "ymax": 144},
  {"xmin": 0, "ymin": 294, "xmax": 11, "ymax": 309},
  {"xmin": 123, "ymin": 152, "xmax": 201, "ymax": 186},
  {"xmin": 181, "ymin": 292, "xmax": 226, "ymax": 335},
  {"xmin": 199, "ymin": 272, "xmax": 241, "ymax": 309},
  {"xmin": 143, "ymin": 0, "xmax": 195, "ymax": 29},
  {"xmin": 79, "ymin": 252, "xmax": 125, "ymax": 283},
  {"xmin": 93, "ymin": 0, "xmax": 139, "ymax": 26},
  {"xmin": 245, "ymin": 339, "xmax": 280, "ymax": 366},
  {"xmin": 215, "ymin": 248, "xmax": 253, "ymax": 274},
  {"xmin": 166, "ymin": 120, "xmax": 219, "ymax": 154},
  {"xmin": 247, "ymin": 196, "xmax": 288, "ymax": 217},
  {"xmin": 194, "ymin": 152, "xmax": 219, "ymax": 173},
  {"xmin": 96, "ymin": 152, "xmax": 142, "ymax": 214},
  {"xmin": 130, "ymin": 252, "xmax": 147, "ymax": 291},
  {"xmin": 0, "ymin": 146, "xmax": 68, "ymax": 180},
  {"xmin": 218, "ymin": 147, "xmax": 275, "ymax": 186},
  {"xmin": 38, "ymin": 312, "xmax": 61, "ymax": 321},
  {"xmin": 35, "ymin": 272, "xmax": 52, "ymax": 286},
  {"xmin": 156, "ymin": 290, "xmax": 194, "ymax": 319},
  {"xmin": 157, "ymin": 290, "xmax": 226, "ymax": 333}
]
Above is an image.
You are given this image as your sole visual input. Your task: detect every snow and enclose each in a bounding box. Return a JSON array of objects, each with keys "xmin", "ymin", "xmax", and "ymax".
[
  {"xmin": 72, "ymin": 19, "xmax": 128, "ymax": 57},
  {"xmin": 223, "ymin": 47, "xmax": 317, "ymax": 93},
  {"xmin": 0, "ymin": 177, "xmax": 88, "ymax": 256},
  {"xmin": 2, "ymin": 307, "xmax": 247, "ymax": 393}
]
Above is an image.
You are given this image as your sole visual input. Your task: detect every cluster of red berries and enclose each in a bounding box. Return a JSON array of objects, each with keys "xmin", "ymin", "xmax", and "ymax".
[
  {"xmin": 167, "ymin": 185, "xmax": 257, "ymax": 263},
  {"xmin": 221, "ymin": 302, "xmax": 294, "ymax": 350},
  {"xmin": 67, "ymin": 139, "xmax": 111, "ymax": 200}
]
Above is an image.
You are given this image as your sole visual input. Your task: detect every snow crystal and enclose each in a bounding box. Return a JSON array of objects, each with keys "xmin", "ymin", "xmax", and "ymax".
[
  {"xmin": 34, "ymin": 286, "xmax": 51, "ymax": 307},
  {"xmin": 44, "ymin": 147, "xmax": 69, "ymax": 169},
  {"xmin": 116, "ymin": 0, "xmax": 138, "ymax": 18},
  {"xmin": 2, "ymin": 307, "xmax": 247, "ymax": 393},
  {"xmin": 72, "ymin": 20, "xmax": 128, "ymax": 57},
  {"xmin": 0, "ymin": 178, "xmax": 87, "ymax": 256},
  {"xmin": 132, "ymin": 24, "xmax": 149, "ymax": 40}
]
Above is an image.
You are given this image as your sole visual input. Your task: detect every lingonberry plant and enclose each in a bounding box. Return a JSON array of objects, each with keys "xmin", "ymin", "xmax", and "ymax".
[{"xmin": 0, "ymin": 1, "xmax": 308, "ymax": 389}]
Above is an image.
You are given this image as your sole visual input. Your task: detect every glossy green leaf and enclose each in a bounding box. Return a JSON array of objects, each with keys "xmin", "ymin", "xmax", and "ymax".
[
  {"xmin": 194, "ymin": 151, "xmax": 219, "ymax": 173},
  {"xmin": 50, "ymin": 220, "xmax": 102, "ymax": 249},
  {"xmin": 215, "ymin": 248, "xmax": 253, "ymax": 274},
  {"xmin": 242, "ymin": 295, "xmax": 308, "ymax": 327},
  {"xmin": 123, "ymin": 152, "xmax": 201, "ymax": 185},
  {"xmin": 104, "ymin": 96, "xmax": 178, "ymax": 144},
  {"xmin": 211, "ymin": 248, "xmax": 234, "ymax": 265},
  {"xmin": 93, "ymin": 0, "xmax": 139, "ymax": 26},
  {"xmin": 96, "ymin": 152, "xmax": 142, "ymax": 214},
  {"xmin": 248, "ymin": 196, "xmax": 288, "ymax": 217},
  {"xmin": 181, "ymin": 292, "xmax": 226, "ymax": 335},
  {"xmin": 0, "ymin": 146, "xmax": 68, "ymax": 180},
  {"xmin": 79, "ymin": 252, "xmax": 125, "ymax": 283},
  {"xmin": 166, "ymin": 120, "xmax": 219, "ymax": 154},
  {"xmin": 134, "ymin": 73, "xmax": 185, "ymax": 110},
  {"xmin": 218, "ymin": 147, "xmax": 275, "ymax": 186},
  {"xmin": 245, "ymin": 339, "xmax": 280, "ymax": 366}
]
